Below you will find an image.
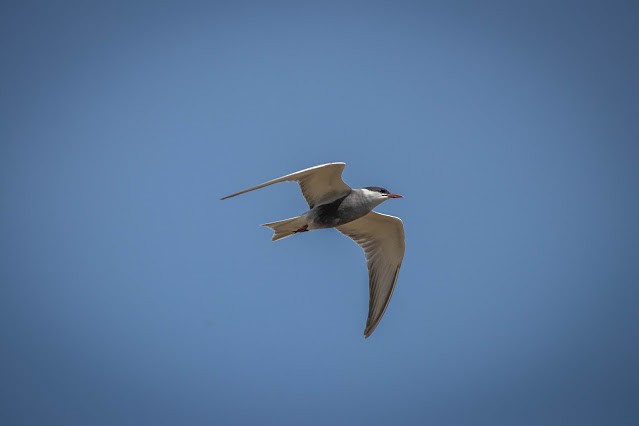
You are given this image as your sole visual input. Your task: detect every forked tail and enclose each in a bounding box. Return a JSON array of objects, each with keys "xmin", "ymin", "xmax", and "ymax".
[{"xmin": 261, "ymin": 215, "xmax": 308, "ymax": 241}]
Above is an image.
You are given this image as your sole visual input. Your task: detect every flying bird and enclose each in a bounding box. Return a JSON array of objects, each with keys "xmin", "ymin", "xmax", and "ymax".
[{"xmin": 221, "ymin": 162, "xmax": 405, "ymax": 338}]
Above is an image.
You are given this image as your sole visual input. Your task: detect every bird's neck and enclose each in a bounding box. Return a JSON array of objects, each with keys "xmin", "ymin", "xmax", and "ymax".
[{"xmin": 354, "ymin": 188, "xmax": 386, "ymax": 208}]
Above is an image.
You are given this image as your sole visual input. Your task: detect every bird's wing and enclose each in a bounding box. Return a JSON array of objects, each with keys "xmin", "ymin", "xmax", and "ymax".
[
  {"xmin": 220, "ymin": 162, "xmax": 351, "ymax": 208},
  {"xmin": 337, "ymin": 211, "xmax": 405, "ymax": 338}
]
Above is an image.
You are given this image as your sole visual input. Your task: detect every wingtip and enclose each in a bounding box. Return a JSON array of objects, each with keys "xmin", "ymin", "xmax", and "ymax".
[{"xmin": 364, "ymin": 321, "xmax": 380, "ymax": 338}]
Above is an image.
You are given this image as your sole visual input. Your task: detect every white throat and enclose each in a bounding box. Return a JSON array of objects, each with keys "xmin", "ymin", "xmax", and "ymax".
[{"xmin": 359, "ymin": 188, "xmax": 387, "ymax": 208}]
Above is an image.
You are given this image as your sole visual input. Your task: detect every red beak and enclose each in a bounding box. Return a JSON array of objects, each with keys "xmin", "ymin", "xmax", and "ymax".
[{"xmin": 388, "ymin": 193, "xmax": 403, "ymax": 198}]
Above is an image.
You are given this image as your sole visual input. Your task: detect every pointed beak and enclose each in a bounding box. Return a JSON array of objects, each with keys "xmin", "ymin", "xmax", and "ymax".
[{"xmin": 387, "ymin": 193, "xmax": 403, "ymax": 198}]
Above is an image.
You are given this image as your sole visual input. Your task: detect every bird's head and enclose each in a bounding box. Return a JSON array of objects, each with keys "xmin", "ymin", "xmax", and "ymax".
[{"xmin": 363, "ymin": 186, "xmax": 403, "ymax": 205}]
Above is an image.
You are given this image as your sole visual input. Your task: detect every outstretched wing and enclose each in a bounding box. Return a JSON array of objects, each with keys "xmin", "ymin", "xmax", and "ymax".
[
  {"xmin": 337, "ymin": 211, "xmax": 405, "ymax": 338},
  {"xmin": 220, "ymin": 162, "xmax": 351, "ymax": 208}
]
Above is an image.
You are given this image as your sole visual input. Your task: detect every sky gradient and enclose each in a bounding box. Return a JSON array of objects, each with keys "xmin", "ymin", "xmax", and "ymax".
[{"xmin": 2, "ymin": 1, "xmax": 639, "ymax": 424}]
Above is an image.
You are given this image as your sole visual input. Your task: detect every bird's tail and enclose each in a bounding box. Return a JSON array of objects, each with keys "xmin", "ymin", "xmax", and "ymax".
[{"xmin": 261, "ymin": 215, "xmax": 308, "ymax": 241}]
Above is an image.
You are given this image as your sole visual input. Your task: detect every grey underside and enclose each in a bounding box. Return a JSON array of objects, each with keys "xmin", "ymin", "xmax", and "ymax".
[{"xmin": 307, "ymin": 189, "xmax": 372, "ymax": 228}]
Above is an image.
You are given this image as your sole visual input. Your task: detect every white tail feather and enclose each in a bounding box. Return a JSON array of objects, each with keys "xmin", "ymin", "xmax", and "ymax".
[{"xmin": 261, "ymin": 215, "xmax": 307, "ymax": 241}]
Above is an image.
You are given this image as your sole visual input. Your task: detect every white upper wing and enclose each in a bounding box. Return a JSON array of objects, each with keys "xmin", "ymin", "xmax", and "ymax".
[
  {"xmin": 337, "ymin": 211, "xmax": 405, "ymax": 338},
  {"xmin": 220, "ymin": 162, "xmax": 351, "ymax": 208}
]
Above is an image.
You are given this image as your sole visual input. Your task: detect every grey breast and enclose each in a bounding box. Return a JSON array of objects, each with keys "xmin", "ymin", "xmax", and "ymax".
[{"xmin": 311, "ymin": 190, "xmax": 370, "ymax": 228}]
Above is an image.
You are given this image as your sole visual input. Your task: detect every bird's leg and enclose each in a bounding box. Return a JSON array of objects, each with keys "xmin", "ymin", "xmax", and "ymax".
[{"xmin": 293, "ymin": 225, "xmax": 309, "ymax": 233}]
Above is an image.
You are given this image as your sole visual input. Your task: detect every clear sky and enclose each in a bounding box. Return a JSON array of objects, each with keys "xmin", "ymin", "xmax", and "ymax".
[{"xmin": 2, "ymin": 1, "xmax": 639, "ymax": 424}]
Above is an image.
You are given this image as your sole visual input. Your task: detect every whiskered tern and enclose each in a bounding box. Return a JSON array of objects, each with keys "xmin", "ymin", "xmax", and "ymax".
[{"xmin": 221, "ymin": 162, "xmax": 405, "ymax": 338}]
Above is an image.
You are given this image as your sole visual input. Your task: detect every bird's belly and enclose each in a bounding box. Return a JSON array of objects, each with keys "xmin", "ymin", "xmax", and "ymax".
[{"xmin": 308, "ymin": 202, "xmax": 370, "ymax": 229}]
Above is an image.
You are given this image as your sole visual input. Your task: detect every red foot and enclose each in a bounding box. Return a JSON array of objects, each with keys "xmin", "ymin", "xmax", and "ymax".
[{"xmin": 293, "ymin": 225, "xmax": 309, "ymax": 233}]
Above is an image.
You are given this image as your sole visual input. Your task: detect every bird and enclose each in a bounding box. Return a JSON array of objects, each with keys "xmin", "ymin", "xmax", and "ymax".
[{"xmin": 220, "ymin": 162, "xmax": 405, "ymax": 338}]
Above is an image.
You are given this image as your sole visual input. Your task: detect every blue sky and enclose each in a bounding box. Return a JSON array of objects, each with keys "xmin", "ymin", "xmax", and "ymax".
[{"xmin": 2, "ymin": 1, "xmax": 638, "ymax": 424}]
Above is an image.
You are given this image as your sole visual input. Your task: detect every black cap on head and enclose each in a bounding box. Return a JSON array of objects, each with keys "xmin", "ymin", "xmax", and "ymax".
[{"xmin": 365, "ymin": 186, "xmax": 390, "ymax": 195}]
